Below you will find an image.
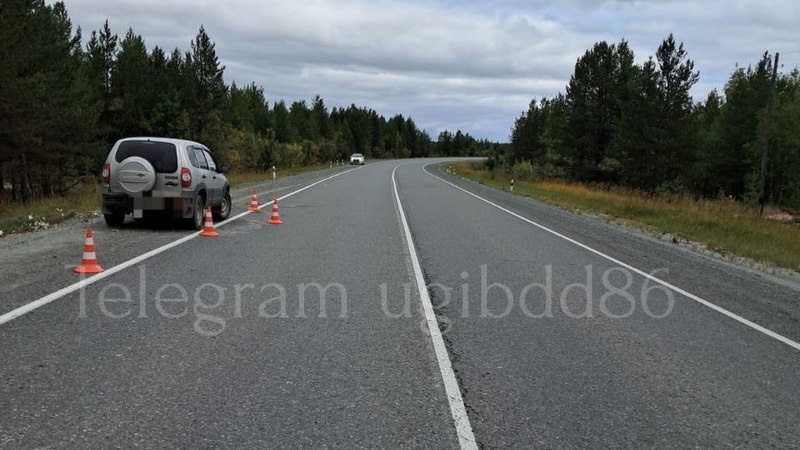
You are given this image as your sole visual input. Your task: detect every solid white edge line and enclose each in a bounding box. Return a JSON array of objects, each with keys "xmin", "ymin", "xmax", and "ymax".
[
  {"xmin": 424, "ymin": 163, "xmax": 800, "ymax": 353},
  {"xmin": 392, "ymin": 164, "xmax": 479, "ymax": 450},
  {"xmin": 0, "ymin": 166, "xmax": 361, "ymax": 327}
]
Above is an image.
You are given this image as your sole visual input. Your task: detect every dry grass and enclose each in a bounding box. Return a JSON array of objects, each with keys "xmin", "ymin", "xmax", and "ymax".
[
  {"xmin": 0, "ymin": 183, "xmax": 102, "ymax": 235},
  {"xmin": 453, "ymin": 162, "xmax": 800, "ymax": 272}
]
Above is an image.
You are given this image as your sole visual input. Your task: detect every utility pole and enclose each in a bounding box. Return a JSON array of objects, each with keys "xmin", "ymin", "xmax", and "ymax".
[{"xmin": 758, "ymin": 52, "xmax": 779, "ymax": 216}]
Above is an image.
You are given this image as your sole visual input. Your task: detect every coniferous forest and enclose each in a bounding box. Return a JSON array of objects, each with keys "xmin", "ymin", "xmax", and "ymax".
[
  {"xmin": 0, "ymin": 1, "xmax": 491, "ymax": 204},
  {"xmin": 508, "ymin": 36, "xmax": 800, "ymax": 209},
  {"xmin": 3, "ymin": 2, "xmax": 798, "ymax": 212}
]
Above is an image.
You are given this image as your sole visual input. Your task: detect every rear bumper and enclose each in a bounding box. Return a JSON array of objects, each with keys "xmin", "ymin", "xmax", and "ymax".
[{"xmin": 102, "ymin": 191, "xmax": 197, "ymax": 218}]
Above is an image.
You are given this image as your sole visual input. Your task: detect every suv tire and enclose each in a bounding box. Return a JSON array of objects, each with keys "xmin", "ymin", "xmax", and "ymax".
[
  {"xmin": 214, "ymin": 191, "xmax": 232, "ymax": 221},
  {"xmin": 190, "ymin": 194, "xmax": 205, "ymax": 230}
]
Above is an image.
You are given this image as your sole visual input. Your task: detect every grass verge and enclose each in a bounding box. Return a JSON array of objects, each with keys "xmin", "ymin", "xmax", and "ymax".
[
  {"xmin": 451, "ymin": 162, "xmax": 800, "ymax": 272},
  {"xmin": 0, "ymin": 183, "xmax": 102, "ymax": 235},
  {"xmin": 0, "ymin": 164, "xmax": 342, "ymax": 236}
]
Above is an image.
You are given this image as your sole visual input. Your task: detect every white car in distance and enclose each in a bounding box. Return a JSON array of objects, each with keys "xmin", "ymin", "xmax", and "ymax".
[{"xmin": 350, "ymin": 153, "xmax": 365, "ymax": 165}]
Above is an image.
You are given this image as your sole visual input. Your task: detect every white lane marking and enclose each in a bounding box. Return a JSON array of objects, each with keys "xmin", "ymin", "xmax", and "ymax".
[
  {"xmin": 392, "ymin": 164, "xmax": 479, "ymax": 450},
  {"xmin": 235, "ymin": 185, "xmax": 294, "ymax": 203},
  {"xmin": 233, "ymin": 168, "xmax": 363, "ymax": 209},
  {"xmin": 0, "ymin": 167, "xmax": 361, "ymax": 326},
  {"xmin": 424, "ymin": 163, "xmax": 800, "ymax": 353}
]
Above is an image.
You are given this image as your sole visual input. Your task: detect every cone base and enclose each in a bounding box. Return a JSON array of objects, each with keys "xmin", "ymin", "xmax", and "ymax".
[
  {"xmin": 267, "ymin": 218, "xmax": 282, "ymax": 225},
  {"xmin": 199, "ymin": 229, "xmax": 220, "ymax": 237},
  {"xmin": 75, "ymin": 265, "xmax": 104, "ymax": 274},
  {"xmin": 248, "ymin": 207, "xmax": 262, "ymax": 213}
]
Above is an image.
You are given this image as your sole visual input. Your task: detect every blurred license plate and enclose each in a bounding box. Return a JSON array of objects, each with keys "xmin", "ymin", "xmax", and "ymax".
[{"xmin": 133, "ymin": 197, "xmax": 165, "ymax": 209}]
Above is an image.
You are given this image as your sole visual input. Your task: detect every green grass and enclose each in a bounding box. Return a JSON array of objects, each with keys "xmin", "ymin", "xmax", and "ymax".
[
  {"xmin": 452, "ymin": 162, "xmax": 800, "ymax": 272},
  {"xmin": 0, "ymin": 163, "xmax": 341, "ymax": 236}
]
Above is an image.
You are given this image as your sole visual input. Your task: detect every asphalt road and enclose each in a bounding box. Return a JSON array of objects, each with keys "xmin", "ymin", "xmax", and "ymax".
[
  {"xmin": 0, "ymin": 166, "xmax": 352, "ymax": 317},
  {"xmin": 1, "ymin": 159, "xmax": 799, "ymax": 448}
]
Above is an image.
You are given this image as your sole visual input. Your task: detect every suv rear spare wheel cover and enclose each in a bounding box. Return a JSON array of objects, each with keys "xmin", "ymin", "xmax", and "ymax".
[{"xmin": 118, "ymin": 156, "xmax": 156, "ymax": 194}]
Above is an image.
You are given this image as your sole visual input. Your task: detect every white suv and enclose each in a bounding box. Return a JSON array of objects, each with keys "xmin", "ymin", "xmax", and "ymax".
[{"xmin": 101, "ymin": 137, "xmax": 231, "ymax": 229}]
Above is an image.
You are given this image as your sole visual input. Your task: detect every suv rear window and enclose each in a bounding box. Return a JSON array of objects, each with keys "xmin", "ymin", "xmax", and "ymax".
[{"xmin": 115, "ymin": 141, "xmax": 178, "ymax": 173}]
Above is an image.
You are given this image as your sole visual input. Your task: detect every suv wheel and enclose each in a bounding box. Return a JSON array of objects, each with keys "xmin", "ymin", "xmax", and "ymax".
[
  {"xmin": 104, "ymin": 212, "xmax": 125, "ymax": 227},
  {"xmin": 191, "ymin": 195, "xmax": 205, "ymax": 230},
  {"xmin": 214, "ymin": 191, "xmax": 232, "ymax": 221}
]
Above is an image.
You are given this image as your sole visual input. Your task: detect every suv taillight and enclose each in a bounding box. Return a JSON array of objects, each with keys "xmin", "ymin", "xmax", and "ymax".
[
  {"xmin": 102, "ymin": 163, "xmax": 110, "ymax": 185},
  {"xmin": 181, "ymin": 167, "xmax": 192, "ymax": 188}
]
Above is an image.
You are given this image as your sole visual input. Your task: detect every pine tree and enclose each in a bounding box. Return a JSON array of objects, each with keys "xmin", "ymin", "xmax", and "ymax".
[
  {"xmin": 653, "ymin": 34, "xmax": 699, "ymax": 189},
  {"xmin": 112, "ymin": 28, "xmax": 154, "ymax": 137},
  {"xmin": 272, "ymin": 101, "xmax": 292, "ymax": 143},
  {"xmin": 311, "ymin": 95, "xmax": 330, "ymax": 140},
  {"xmin": 86, "ymin": 19, "xmax": 118, "ymax": 141},
  {"xmin": 190, "ymin": 25, "xmax": 226, "ymax": 135},
  {"xmin": 564, "ymin": 40, "xmax": 636, "ymax": 181},
  {"xmin": 613, "ymin": 58, "xmax": 662, "ymax": 189}
]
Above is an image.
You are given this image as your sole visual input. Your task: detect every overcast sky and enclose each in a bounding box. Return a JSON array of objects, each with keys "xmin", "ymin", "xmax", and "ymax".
[{"xmin": 61, "ymin": 0, "xmax": 800, "ymax": 142}]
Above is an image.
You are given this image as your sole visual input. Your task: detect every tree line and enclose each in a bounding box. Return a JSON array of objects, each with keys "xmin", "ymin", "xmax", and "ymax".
[
  {"xmin": 0, "ymin": 0, "xmax": 491, "ymax": 204},
  {"xmin": 509, "ymin": 34, "xmax": 800, "ymax": 209}
]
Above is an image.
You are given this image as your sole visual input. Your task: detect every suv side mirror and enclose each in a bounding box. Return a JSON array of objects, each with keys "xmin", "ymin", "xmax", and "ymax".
[{"xmin": 219, "ymin": 165, "xmax": 230, "ymax": 174}]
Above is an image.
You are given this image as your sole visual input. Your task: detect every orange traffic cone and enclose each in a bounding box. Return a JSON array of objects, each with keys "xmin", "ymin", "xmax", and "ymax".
[
  {"xmin": 199, "ymin": 206, "xmax": 220, "ymax": 237},
  {"xmin": 267, "ymin": 199, "xmax": 283, "ymax": 225},
  {"xmin": 75, "ymin": 227, "xmax": 104, "ymax": 274},
  {"xmin": 248, "ymin": 189, "xmax": 261, "ymax": 213}
]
